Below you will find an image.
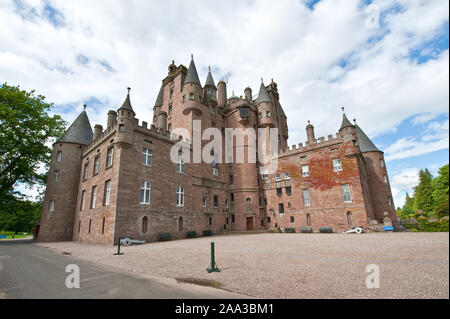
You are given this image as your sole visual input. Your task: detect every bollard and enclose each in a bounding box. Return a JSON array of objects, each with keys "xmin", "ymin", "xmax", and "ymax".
[
  {"xmin": 206, "ymin": 242, "xmax": 220, "ymax": 273},
  {"xmin": 114, "ymin": 237, "xmax": 124, "ymax": 256}
]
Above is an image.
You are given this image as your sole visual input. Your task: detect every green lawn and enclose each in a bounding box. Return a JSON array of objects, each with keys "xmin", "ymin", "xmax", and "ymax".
[{"xmin": 0, "ymin": 231, "xmax": 33, "ymax": 239}]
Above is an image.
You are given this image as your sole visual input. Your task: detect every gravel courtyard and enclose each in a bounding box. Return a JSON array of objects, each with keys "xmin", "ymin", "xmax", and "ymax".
[{"xmin": 37, "ymin": 232, "xmax": 449, "ymax": 299}]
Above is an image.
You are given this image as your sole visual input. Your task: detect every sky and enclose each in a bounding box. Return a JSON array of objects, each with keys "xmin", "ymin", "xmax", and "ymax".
[{"xmin": 0, "ymin": 0, "xmax": 448, "ymax": 207}]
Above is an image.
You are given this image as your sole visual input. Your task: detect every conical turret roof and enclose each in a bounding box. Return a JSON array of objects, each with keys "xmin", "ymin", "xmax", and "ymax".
[
  {"xmin": 355, "ymin": 124, "xmax": 380, "ymax": 153},
  {"xmin": 154, "ymin": 85, "xmax": 164, "ymax": 107},
  {"xmin": 204, "ymin": 67, "xmax": 216, "ymax": 88},
  {"xmin": 340, "ymin": 113, "xmax": 353, "ymax": 130},
  {"xmin": 184, "ymin": 56, "xmax": 201, "ymax": 86},
  {"xmin": 118, "ymin": 88, "xmax": 134, "ymax": 113},
  {"xmin": 57, "ymin": 111, "xmax": 93, "ymax": 145},
  {"xmin": 257, "ymin": 82, "xmax": 272, "ymax": 104}
]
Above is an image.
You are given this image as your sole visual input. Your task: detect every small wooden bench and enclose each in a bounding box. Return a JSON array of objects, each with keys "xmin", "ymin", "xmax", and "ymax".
[
  {"xmin": 158, "ymin": 233, "xmax": 171, "ymax": 241},
  {"xmin": 186, "ymin": 231, "xmax": 197, "ymax": 239},
  {"xmin": 319, "ymin": 227, "xmax": 333, "ymax": 233},
  {"xmin": 203, "ymin": 230, "xmax": 213, "ymax": 237}
]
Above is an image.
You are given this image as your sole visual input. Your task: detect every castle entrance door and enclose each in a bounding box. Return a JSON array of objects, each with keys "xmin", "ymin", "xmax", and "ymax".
[{"xmin": 246, "ymin": 217, "xmax": 254, "ymax": 231}]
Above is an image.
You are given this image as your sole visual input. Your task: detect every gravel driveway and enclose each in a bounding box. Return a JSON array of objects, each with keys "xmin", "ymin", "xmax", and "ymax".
[{"xmin": 36, "ymin": 232, "xmax": 449, "ymax": 299}]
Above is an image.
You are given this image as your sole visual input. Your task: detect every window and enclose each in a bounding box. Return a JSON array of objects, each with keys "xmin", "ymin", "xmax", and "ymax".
[
  {"xmin": 170, "ymin": 90, "xmax": 174, "ymax": 100},
  {"xmin": 182, "ymin": 95, "xmax": 186, "ymax": 103},
  {"xmin": 83, "ymin": 163, "xmax": 89, "ymax": 180},
  {"xmin": 169, "ymin": 105, "xmax": 172, "ymax": 115},
  {"xmin": 56, "ymin": 151, "xmax": 62, "ymax": 162},
  {"xmin": 94, "ymin": 156, "xmax": 100, "ymax": 175},
  {"xmin": 140, "ymin": 181, "xmax": 151, "ymax": 205},
  {"xmin": 53, "ymin": 170, "xmax": 59, "ymax": 181},
  {"xmin": 119, "ymin": 124, "xmax": 125, "ymax": 132},
  {"xmin": 332, "ymin": 158, "xmax": 343, "ymax": 172},
  {"xmin": 279, "ymin": 203, "xmax": 285, "ymax": 214},
  {"xmin": 49, "ymin": 200, "xmax": 55, "ymax": 212},
  {"xmin": 78, "ymin": 220, "xmax": 81, "ymax": 233},
  {"xmin": 302, "ymin": 165, "xmax": 310, "ymax": 177},
  {"xmin": 209, "ymin": 217, "xmax": 213, "ymax": 226},
  {"xmin": 179, "ymin": 217, "xmax": 183, "ymax": 231},
  {"xmin": 306, "ymin": 213, "xmax": 311, "ymax": 226},
  {"xmin": 266, "ymin": 111, "xmax": 271, "ymax": 118},
  {"xmin": 277, "ymin": 188, "xmax": 282, "ymax": 196},
  {"xmin": 276, "ymin": 173, "xmax": 282, "ymax": 181},
  {"xmin": 177, "ymin": 159, "xmax": 184, "ymax": 173},
  {"xmin": 246, "ymin": 198, "xmax": 251, "ymax": 204},
  {"xmin": 284, "ymin": 172, "xmax": 291, "ymax": 180},
  {"xmin": 303, "ymin": 189, "xmax": 311, "ymax": 206},
  {"xmin": 258, "ymin": 112, "xmax": 262, "ymax": 119},
  {"xmin": 388, "ymin": 196, "xmax": 392, "ymax": 206},
  {"xmin": 347, "ymin": 212, "xmax": 353, "ymax": 225},
  {"xmin": 264, "ymin": 198, "xmax": 267, "ymax": 206},
  {"xmin": 213, "ymin": 195, "xmax": 218, "ymax": 208},
  {"xmin": 231, "ymin": 215, "xmax": 235, "ymax": 223},
  {"xmin": 207, "ymin": 88, "xmax": 212, "ymax": 96},
  {"xmin": 286, "ymin": 186, "xmax": 292, "ymax": 196},
  {"xmin": 211, "ymin": 107, "xmax": 216, "ymax": 116},
  {"xmin": 102, "ymin": 217, "xmax": 106, "ymax": 235},
  {"xmin": 104, "ymin": 180, "xmax": 111, "ymax": 206},
  {"xmin": 212, "ymin": 168, "xmax": 219, "ymax": 176},
  {"xmin": 288, "ymin": 202, "xmax": 291, "ymax": 208},
  {"xmin": 202, "ymin": 196, "xmax": 207, "ymax": 207},
  {"xmin": 142, "ymin": 216, "xmax": 148, "ymax": 234},
  {"xmin": 189, "ymin": 93, "xmax": 195, "ymax": 101},
  {"xmin": 177, "ymin": 186, "xmax": 184, "ymax": 207},
  {"xmin": 380, "ymin": 159, "xmax": 385, "ymax": 168},
  {"xmin": 290, "ymin": 216, "xmax": 295, "ymax": 223},
  {"xmin": 88, "ymin": 219, "xmax": 91, "ymax": 234},
  {"xmin": 107, "ymin": 147, "xmax": 114, "ymax": 167},
  {"xmin": 90, "ymin": 186, "xmax": 97, "ymax": 208},
  {"xmin": 341, "ymin": 184, "xmax": 352, "ymax": 203},
  {"xmin": 80, "ymin": 190, "xmax": 86, "ymax": 211},
  {"xmin": 384, "ymin": 175, "xmax": 388, "ymax": 183},
  {"xmin": 231, "ymin": 193, "xmax": 234, "ymax": 202},
  {"xmin": 229, "ymin": 175, "xmax": 234, "ymax": 184},
  {"xmin": 142, "ymin": 148, "xmax": 152, "ymax": 166},
  {"xmin": 225, "ymin": 199, "xmax": 229, "ymax": 208},
  {"xmin": 267, "ymin": 216, "xmax": 271, "ymax": 223},
  {"xmin": 260, "ymin": 168, "xmax": 268, "ymax": 179}
]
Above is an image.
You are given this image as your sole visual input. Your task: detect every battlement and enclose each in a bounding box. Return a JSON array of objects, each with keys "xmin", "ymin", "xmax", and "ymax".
[
  {"xmin": 83, "ymin": 122, "xmax": 118, "ymax": 156},
  {"xmin": 278, "ymin": 133, "xmax": 343, "ymax": 158},
  {"xmin": 134, "ymin": 118, "xmax": 191, "ymax": 145}
]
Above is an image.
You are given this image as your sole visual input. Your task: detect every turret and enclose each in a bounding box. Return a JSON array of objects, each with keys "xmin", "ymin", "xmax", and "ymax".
[
  {"xmin": 217, "ymin": 80, "xmax": 227, "ymax": 107},
  {"xmin": 116, "ymin": 87, "xmax": 135, "ymax": 148},
  {"xmin": 204, "ymin": 66, "xmax": 217, "ymax": 103},
  {"xmin": 94, "ymin": 124, "xmax": 103, "ymax": 140},
  {"xmin": 306, "ymin": 121, "xmax": 316, "ymax": 144},
  {"xmin": 339, "ymin": 108, "xmax": 356, "ymax": 143},
  {"xmin": 256, "ymin": 80, "xmax": 275, "ymax": 128},
  {"xmin": 244, "ymin": 87, "xmax": 252, "ymax": 101},
  {"xmin": 157, "ymin": 111, "xmax": 168, "ymax": 131},
  {"xmin": 182, "ymin": 55, "xmax": 202, "ymax": 115},
  {"xmin": 107, "ymin": 110, "xmax": 117, "ymax": 128},
  {"xmin": 38, "ymin": 108, "xmax": 93, "ymax": 242}
]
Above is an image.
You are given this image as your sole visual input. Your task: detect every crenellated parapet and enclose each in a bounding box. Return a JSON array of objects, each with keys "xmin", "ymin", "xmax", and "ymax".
[{"xmin": 278, "ymin": 133, "xmax": 343, "ymax": 158}]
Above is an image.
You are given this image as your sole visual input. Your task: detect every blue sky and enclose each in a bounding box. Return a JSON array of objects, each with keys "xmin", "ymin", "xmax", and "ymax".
[{"xmin": 0, "ymin": 0, "xmax": 448, "ymax": 207}]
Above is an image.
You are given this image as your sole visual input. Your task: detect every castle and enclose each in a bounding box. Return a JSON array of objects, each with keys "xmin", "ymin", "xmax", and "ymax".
[{"xmin": 38, "ymin": 56, "xmax": 397, "ymax": 244}]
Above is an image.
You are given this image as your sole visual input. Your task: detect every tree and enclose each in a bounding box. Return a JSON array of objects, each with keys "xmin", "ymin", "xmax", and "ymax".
[
  {"xmin": 397, "ymin": 192, "xmax": 415, "ymax": 219},
  {"xmin": 0, "ymin": 83, "xmax": 67, "ymax": 203},
  {"xmin": 413, "ymin": 169, "xmax": 434, "ymax": 216},
  {"xmin": 0, "ymin": 199, "xmax": 42, "ymax": 233},
  {"xmin": 432, "ymin": 164, "xmax": 449, "ymax": 213}
]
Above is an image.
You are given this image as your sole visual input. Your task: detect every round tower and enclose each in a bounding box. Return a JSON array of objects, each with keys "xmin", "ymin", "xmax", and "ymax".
[
  {"xmin": 116, "ymin": 87, "xmax": 135, "ymax": 148},
  {"xmin": 256, "ymin": 80, "xmax": 275, "ymax": 128},
  {"xmin": 204, "ymin": 66, "xmax": 217, "ymax": 103},
  {"xmin": 38, "ymin": 109, "xmax": 94, "ymax": 242},
  {"xmin": 182, "ymin": 55, "xmax": 203, "ymax": 115},
  {"xmin": 217, "ymin": 80, "xmax": 227, "ymax": 107}
]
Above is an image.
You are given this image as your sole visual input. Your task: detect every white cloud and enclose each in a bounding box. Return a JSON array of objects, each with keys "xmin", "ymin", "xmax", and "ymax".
[
  {"xmin": 390, "ymin": 167, "xmax": 419, "ymax": 207},
  {"xmin": 384, "ymin": 118, "xmax": 449, "ymax": 161}
]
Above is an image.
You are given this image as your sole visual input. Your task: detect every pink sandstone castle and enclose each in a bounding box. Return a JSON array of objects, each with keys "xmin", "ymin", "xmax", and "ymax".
[{"xmin": 38, "ymin": 56, "xmax": 397, "ymax": 244}]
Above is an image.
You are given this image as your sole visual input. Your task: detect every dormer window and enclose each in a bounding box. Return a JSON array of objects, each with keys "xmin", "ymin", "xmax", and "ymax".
[
  {"xmin": 119, "ymin": 124, "xmax": 125, "ymax": 132},
  {"xmin": 189, "ymin": 93, "xmax": 195, "ymax": 101}
]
